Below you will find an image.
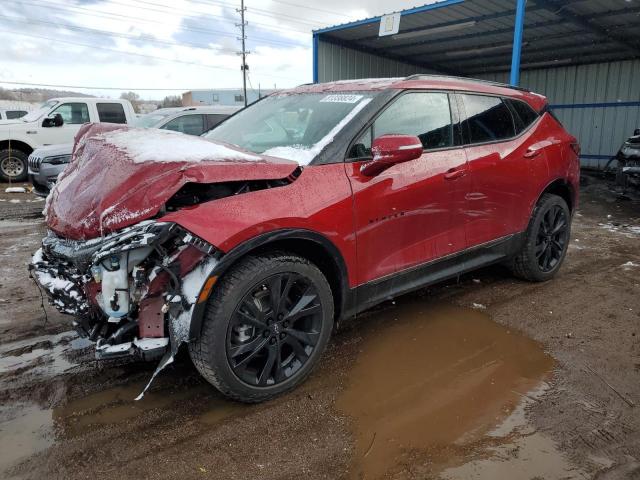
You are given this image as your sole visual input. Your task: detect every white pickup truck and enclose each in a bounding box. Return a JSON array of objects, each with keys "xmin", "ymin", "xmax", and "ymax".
[{"xmin": 0, "ymin": 97, "xmax": 136, "ymax": 181}]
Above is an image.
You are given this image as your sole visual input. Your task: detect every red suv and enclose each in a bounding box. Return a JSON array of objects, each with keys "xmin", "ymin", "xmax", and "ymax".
[{"xmin": 31, "ymin": 75, "xmax": 579, "ymax": 402}]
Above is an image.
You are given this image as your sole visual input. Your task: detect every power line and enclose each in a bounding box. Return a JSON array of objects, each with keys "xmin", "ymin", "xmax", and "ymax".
[
  {"xmin": 10, "ymin": 0, "xmax": 309, "ymax": 49},
  {"xmin": 0, "ymin": 14, "xmax": 237, "ymax": 54},
  {"xmin": 187, "ymin": 0, "xmax": 333, "ymax": 27},
  {"xmin": 116, "ymin": 0, "xmax": 315, "ymax": 35},
  {"xmin": 268, "ymin": 0, "xmax": 352, "ymax": 19},
  {"xmin": 3, "ymin": 29, "xmax": 298, "ymax": 80},
  {"xmin": 0, "ymin": 80, "xmax": 204, "ymax": 91}
]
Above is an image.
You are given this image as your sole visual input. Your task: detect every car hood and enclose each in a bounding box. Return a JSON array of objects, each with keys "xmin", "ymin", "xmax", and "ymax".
[
  {"xmin": 33, "ymin": 143, "xmax": 74, "ymax": 156},
  {"xmin": 45, "ymin": 123, "xmax": 299, "ymax": 240}
]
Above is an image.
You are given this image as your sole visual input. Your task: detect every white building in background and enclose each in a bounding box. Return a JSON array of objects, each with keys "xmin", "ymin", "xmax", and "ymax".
[{"xmin": 182, "ymin": 88, "xmax": 279, "ymax": 107}]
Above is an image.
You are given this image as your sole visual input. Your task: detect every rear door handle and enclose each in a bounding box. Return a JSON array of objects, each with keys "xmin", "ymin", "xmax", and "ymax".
[
  {"xmin": 524, "ymin": 148, "xmax": 541, "ymax": 158},
  {"xmin": 444, "ymin": 168, "xmax": 466, "ymax": 180}
]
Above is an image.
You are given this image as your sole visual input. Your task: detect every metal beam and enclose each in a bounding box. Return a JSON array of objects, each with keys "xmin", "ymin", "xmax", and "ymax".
[
  {"xmin": 312, "ymin": 33, "xmax": 319, "ymax": 83},
  {"xmin": 417, "ymin": 35, "xmax": 608, "ymax": 67},
  {"xmin": 373, "ymin": 5, "xmax": 640, "ymax": 54},
  {"xmin": 510, "ymin": 0, "xmax": 527, "ymax": 85},
  {"xmin": 317, "ymin": 35, "xmax": 466, "ymax": 77},
  {"xmin": 534, "ymin": 0, "xmax": 640, "ymax": 55}
]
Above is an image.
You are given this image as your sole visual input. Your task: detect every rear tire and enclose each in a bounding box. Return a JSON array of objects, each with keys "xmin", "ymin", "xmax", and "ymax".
[
  {"xmin": 511, "ymin": 193, "xmax": 571, "ymax": 282},
  {"xmin": 189, "ymin": 252, "xmax": 334, "ymax": 403},
  {"xmin": 0, "ymin": 148, "xmax": 29, "ymax": 182}
]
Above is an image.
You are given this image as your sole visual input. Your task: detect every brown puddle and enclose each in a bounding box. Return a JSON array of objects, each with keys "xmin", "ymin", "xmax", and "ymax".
[
  {"xmin": 337, "ymin": 302, "xmax": 555, "ymax": 479},
  {"xmin": 0, "ymin": 370, "xmax": 240, "ymax": 476}
]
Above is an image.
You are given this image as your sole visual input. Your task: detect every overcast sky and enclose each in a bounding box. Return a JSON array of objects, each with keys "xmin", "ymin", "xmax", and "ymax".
[{"xmin": 0, "ymin": 0, "xmax": 435, "ymax": 100}]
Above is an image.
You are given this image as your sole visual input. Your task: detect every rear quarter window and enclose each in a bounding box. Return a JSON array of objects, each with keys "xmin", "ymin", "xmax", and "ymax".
[
  {"xmin": 97, "ymin": 103, "xmax": 127, "ymax": 124},
  {"xmin": 506, "ymin": 99, "xmax": 539, "ymax": 133}
]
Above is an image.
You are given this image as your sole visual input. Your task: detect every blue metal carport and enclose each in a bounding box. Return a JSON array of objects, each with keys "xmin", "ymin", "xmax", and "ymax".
[{"xmin": 312, "ymin": 0, "xmax": 640, "ymax": 168}]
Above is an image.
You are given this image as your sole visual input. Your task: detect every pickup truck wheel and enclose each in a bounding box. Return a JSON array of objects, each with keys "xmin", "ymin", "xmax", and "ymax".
[
  {"xmin": 0, "ymin": 149, "xmax": 28, "ymax": 182},
  {"xmin": 189, "ymin": 252, "xmax": 334, "ymax": 403},
  {"xmin": 511, "ymin": 193, "xmax": 571, "ymax": 282}
]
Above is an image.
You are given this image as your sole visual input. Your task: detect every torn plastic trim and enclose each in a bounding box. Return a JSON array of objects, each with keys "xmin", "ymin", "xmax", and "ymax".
[{"xmin": 136, "ymin": 256, "xmax": 219, "ymax": 400}]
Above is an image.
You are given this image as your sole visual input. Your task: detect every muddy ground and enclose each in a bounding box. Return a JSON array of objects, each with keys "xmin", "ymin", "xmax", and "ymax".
[{"xmin": 0, "ymin": 174, "xmax": 639, "ymax": 480}]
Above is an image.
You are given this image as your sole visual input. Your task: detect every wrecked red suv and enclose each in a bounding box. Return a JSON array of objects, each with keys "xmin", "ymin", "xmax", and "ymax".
[{"xmin": 31, "ymin": 76, "xmax": 579, "ymax": 402}]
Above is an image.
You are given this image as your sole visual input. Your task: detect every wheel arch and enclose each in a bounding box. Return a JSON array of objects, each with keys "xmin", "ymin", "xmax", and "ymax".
[
  {"xmin": 536, "ymin": 178, "xmax": 575, "ymax": 213},
  {"xmin": 0, "ymin": 139, "xmax": 35, "ymax": 155},
  {"xmin": 189, "ymin": 228, "xmax": 350, "ymax": 340}
]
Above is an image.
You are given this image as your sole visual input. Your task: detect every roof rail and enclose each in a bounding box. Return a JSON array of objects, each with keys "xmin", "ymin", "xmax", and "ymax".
[{"xmin": 404, "ymin": 74, "xmax": 530, "ymax": 92}]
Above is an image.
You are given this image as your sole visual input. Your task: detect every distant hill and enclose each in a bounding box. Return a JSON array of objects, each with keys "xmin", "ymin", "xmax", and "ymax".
[{"xmin": 0, "ymin": 87, "xmax": 93, "ymax": 103}]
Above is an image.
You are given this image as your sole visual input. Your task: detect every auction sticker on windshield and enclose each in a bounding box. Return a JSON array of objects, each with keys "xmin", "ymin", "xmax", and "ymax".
[{"xmin": 320, "ymin": 94, "xmax": 364, "ymax": 103}]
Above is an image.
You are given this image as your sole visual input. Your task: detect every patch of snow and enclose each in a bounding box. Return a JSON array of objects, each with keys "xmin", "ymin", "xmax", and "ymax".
[
  {"xmin": 9, "ymin": 199, "xmax": 20, "ymax": 203},
  {"xmin": 472, "ymin": 303, "xmax": 487, "ymax": 310},
  {"xmin": 621, "ymin": 261, "xmax": 639, "ymax": 270},
  {"xmin": 263, "ymin": 98, "xmax": 372, "ymax": 165},
  {"xmin": 5, "ymin": 187, "xmax": 26, "ymax": 193},
  {"xmin": 97, "ymin": 128, "xmax": 261, "ymax": 164},
  {"xmin": 599, "ymin": 222, "xmax": 640, "ymax": 238}
]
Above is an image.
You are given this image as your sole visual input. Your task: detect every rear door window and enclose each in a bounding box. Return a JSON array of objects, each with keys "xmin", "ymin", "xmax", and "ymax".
[
  {"xmin": 205, "ymin": 114, "xmax": 229, "ymax": 131},
  {"xmin": 459, "ymin": 94, "xmax": 515, "ymax": 144},
  {"xmin": 97, "ymin": 103, "xmax": 127, "ymax": 124},
  {"xmin": 6, "ymin": 110, "xmax": 27, "ymax": 119},
  {"xmin": 162, "ymin": 114, "xmax": 206, "ymax": 135}
]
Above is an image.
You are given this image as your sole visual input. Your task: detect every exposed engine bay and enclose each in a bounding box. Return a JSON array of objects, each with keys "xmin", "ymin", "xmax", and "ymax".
[{"xmin": 30, "ymin": 221, "xmax": 219, "ymax": 363}]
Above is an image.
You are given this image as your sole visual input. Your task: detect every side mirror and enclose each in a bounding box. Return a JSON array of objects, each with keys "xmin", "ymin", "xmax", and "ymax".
[
  {"xmin": 634, "ymin": 128, "xmax": 640, "ymax": 136},
  {"xmin": 42, "ymin": 113, "xmax": 64, "ymax": 128},
  {"xmin": 360, "ymin": 134, "xmax": 423, "ymax": 177}
]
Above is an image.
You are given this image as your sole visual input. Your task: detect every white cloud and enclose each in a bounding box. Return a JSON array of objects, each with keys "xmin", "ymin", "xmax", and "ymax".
[{"xmin": 0, "ymin": 0, "xmax": 436, "ymax": 100}]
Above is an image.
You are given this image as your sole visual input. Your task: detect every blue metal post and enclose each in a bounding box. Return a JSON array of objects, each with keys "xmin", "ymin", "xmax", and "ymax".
[
  {"xmin": 312, "ymin": 33, "xmax": 319, "ymax": 83},
  {"xmin": 510, "ymin": 0, "xmax": 526, "ymax": 85}
]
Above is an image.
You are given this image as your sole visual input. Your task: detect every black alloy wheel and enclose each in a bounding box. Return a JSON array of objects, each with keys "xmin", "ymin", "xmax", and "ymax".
[
  {"xmin": 511, "ymin": 193, "xmax": 571, "ymax": 282},
  {"xmin": 535, "ymin": 204, "xmax": 569, "ymax": 272},
  {"xmin": 227, "ymin": 273, "xmax": 323, "ymax": 387},
  {"xmin": 189, "ymin": 252, "xmax": 334, "ymax": 403}
]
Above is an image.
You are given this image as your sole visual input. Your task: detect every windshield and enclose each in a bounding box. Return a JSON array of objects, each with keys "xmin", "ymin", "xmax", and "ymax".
[
  {"xmin": 21, "ymin": 100, "xmax": 59, "ymax": 122},
  {"xmin": 134, "ymin": 112, "xmax": 173, "ymax": 128},
  {"xmin": 204, "ymin": 92, "xmax": 374, "ymax": 164}
]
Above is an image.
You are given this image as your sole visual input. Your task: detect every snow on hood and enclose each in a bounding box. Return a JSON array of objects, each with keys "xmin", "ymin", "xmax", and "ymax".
[
  {"xmin": 45, "ymin": 123, "xmax": 298, "ymax": 240},
  {"xmin": 97, "ymin": 128, "xmax": 261, "ymax": 163}
]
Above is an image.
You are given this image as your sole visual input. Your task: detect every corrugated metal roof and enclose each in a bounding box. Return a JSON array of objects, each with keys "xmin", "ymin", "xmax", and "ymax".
[{"xmin": 314, "ymin": 0, "xmax": 640, "ymax": 75}]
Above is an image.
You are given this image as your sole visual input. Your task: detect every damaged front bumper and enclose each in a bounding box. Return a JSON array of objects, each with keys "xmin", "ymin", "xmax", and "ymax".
[{"xmin": 29, "ymin": 221, "xmax": 220, "ymax": 362}]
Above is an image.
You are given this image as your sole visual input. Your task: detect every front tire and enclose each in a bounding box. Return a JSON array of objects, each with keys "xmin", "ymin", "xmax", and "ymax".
[
  {"xmin": 0, "ymin": 148, "xmax": 29, "ymax": 182},
  {"xmin": 511, "ymin": 193, "xmax": 571, "ymax": 282},
  {"xmin": 189, "ymin": 252, "xmax": 334, "ymax": 403}
]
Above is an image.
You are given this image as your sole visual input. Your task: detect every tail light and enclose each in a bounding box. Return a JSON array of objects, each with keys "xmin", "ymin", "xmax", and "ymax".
[{"xmin": 570, "ymin": 142, "xmax": 580, "ymax": 156}]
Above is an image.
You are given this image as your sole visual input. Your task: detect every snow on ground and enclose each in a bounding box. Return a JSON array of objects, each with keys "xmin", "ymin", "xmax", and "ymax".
[{"xmin": 97, "ymin": 128, "xmax": 261, "ymax": 164}]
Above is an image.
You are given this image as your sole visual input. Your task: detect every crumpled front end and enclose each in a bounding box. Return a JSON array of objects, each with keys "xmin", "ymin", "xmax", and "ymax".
[{"xmin": 29, "ymin": 220, "xmax": 219, "ymax": 363}]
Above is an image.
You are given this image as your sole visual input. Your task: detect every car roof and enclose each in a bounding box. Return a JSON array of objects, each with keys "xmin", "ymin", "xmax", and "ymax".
[
  {"xmin": 50, "ymin": 97, "xmax": 128, "ymax": 103},
  {"xmin": 152, "ymin": 106, "xmax": 242, "ymax": 115},
  {"xmin": 279, "ymin": 75, "xmax": 547, "ymax": 111}
]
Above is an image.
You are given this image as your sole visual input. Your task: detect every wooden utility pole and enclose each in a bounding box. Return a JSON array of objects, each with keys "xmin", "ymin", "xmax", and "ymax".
[{"xmin": 237, "ymin": 0, "xmax": 248, "ymax": 107}]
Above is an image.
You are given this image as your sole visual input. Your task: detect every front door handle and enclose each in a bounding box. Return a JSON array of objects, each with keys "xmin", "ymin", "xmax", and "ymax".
[
  {"xmin": 444, "ymin": 168, "xmax": 466, "ymax": 180},
  {"xmin": 524, "ymin": 148, "xmax": 541, "ymax": 158}
]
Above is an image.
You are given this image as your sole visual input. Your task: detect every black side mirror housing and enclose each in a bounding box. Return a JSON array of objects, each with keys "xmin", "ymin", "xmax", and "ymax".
[
  {"xmin": 42, "ymin": 113, "xmax": 64, "ymax": 128},
  {"xmin": 634, "ymin": 128, "xmax": 640, "ymax": 136}
]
